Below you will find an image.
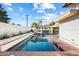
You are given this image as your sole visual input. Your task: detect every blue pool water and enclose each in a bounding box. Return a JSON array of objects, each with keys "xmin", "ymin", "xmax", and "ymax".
[{"xmin": 16, "ymin": 34, "xmax": 57, "ymax": 51}]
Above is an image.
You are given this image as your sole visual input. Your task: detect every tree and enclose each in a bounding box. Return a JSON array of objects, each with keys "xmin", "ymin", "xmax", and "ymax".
[
  {"xmin": 17, "ymin": 24, "xmax": 21, "ymax": 26},
  {"xmin": 42, "ymin": 25, "xmax": 49, "ymax": 29},
  {"xmin": 31, "ymin": 22, "xmax": 39, "ymax": 28},
  {"xmin": 0, "ymin": 4, "xmax": 10, "ymax": 23},
  {"xmin": 49, "ymin": 21, "xmax": 55, "ymax": 26},
  {"xmin": 11, "ymin": 23, "xmax": 15, "ymax": 25}
]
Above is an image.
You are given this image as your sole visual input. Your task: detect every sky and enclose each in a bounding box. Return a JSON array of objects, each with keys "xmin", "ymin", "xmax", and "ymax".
[{"xmin": 1, "ymin": 3, "xmax": 70, "ymax": 27}]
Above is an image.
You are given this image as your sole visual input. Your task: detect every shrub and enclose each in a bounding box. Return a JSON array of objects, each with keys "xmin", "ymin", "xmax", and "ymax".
[
  {"xmin": 31, "ymin": 29, "xmax": 34, "ymax": 32},
  {"xmin": 18, "ymin": 31, "xmax": 23, "ymax": 35},
  {"xmin": 11, "ymin": 33, "xmax": 17, "ymax": 37},
  {"xmin": 0, "ymin": 34, "xmax": 10, "ymax": 40}
]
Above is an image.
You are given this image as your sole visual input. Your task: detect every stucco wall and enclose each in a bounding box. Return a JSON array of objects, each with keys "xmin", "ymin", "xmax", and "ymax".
[
  {"xmin": 0, "ymin": 22, "xmax": 30, "ymax": 39},
  {"xmin": 59, "ymin": 14, "xmax": 79, "ymax": 47},
  {"xmin": 76, "ymin": 4, "xmax": 79, "ymax": 10}
]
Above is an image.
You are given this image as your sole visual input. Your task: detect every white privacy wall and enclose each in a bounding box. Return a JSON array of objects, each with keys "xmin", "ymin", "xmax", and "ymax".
[
  {"xmin": 59, "ymin": 17, "xmax": 79, "ymax": 47},
  {"xmin": 0, "ymin": 22, "xmax": 30, "ymax": 38}
]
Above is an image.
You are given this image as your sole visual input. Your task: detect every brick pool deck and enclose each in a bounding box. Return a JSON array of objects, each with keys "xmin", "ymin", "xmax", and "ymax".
[
  {"xmin": 51, "ymin": 35, "xmax": 79, "ymax": 56},
  {"xmin": 0, "ymin": 35, "xmax": 79, "ymax": 56},
  {"xmin": 0, "ymin": 51, "xmax": 61, "ymax": 56}
]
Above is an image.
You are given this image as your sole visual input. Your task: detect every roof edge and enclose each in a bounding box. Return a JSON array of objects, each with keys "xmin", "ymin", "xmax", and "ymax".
[
  {"xmin": 63, "ymin": 3, "xmax": 72, "ymax": 7},
  {"xmin": 55, "ymin": 10, "xmax": 78, "ymax": 23}
]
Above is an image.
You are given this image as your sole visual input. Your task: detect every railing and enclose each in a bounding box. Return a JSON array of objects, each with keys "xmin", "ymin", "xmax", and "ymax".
[{"xmin": 35, "ymin": 29, "xmax": 53, "ymax": 34}]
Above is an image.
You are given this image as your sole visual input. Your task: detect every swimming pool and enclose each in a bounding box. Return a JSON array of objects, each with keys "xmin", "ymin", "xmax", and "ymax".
[{"xmin": 8, "ymin": 34, "xmax": 58, "ymax": 51}]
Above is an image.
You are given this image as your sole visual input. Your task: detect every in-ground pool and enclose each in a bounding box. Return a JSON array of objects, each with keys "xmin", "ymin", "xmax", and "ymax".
[{"xmin": 8, "ymin": 34, "xmax": 58, "ymax": 51}]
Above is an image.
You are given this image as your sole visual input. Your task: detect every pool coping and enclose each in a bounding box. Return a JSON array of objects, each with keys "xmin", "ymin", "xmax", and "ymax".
[
  {"xmin": 0, "ymin": 32, "xmax": 34, "ymax": 51},
  {"xmin": 0, "ymin": 51, "xmax": 61, "ymax": 56}
]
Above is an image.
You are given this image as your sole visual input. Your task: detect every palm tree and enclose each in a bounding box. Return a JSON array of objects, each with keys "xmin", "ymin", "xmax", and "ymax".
[{"xmin": 0, "ymin": 4, "xmax": 10, "ymax": 23}]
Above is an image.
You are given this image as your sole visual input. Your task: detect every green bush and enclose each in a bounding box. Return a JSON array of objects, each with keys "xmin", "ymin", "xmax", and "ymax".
[
  {"xmin": 31, "ymin": 29, "xmax": 34, "ymax": 32},
  {"xmin": 0, "ymin": 31, "xmax": 31, "ymax": 40}
]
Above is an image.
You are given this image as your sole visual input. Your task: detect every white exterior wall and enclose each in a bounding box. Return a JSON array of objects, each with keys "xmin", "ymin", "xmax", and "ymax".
[
  {"xmin": 76, "ymin": 4, "xmax": 79, "ymax": 10},
  {"xmin": 59, "ymin": 14, "xmax": 79, "ymax": 48},
  {"xmin": 0, "ymin": 22, "xmax": 30, "ymax": 38}
]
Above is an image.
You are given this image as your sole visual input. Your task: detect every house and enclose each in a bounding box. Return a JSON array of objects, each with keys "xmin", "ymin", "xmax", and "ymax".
[
  {"xmin": 56, "ymin": 3, "xmax": 79, "ymax": 48},
  {"xmin": 63, "ymin": 3, "xmax": 79, "ymax": 10}
]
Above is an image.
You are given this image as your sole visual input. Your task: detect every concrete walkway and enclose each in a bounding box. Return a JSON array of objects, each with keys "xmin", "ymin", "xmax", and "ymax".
[{"xmin": 0, "ymin": 32, "xmax": 34, "ymax": 51}]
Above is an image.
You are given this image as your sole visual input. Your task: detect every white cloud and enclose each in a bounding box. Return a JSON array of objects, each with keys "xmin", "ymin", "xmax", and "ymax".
[
  {"xmin": 33, "ymin": 3, "xmax": 40, "ymax": 9},
  {"xmin": 4, "ymin": 3, "xmax": 12, "ymax": 6},
  {"xmin": 35, "ymin": 17, "xmax": 40, "ymax": 19},
  {"xmin": 36, "ymin": 9, "xmax": 44, "ymax": 13},
  {"xmin": 42, "ymin": 13, "xmax": 55, "ymax": 22},
  {"xmin": 35, "ymin": 13, "xmax": 58, "ymax": 23},
  {"xmin": 33, "ymin": 3, "xmax": 56, "ymax": 13},
  {"xmin": 35, "ymin": 13, "xmax": 58, "ymax": 25},
  {"xmin": 8, "ymin": 7, "xmax": 13, "ymax": 11},
  {"xmin": 4, "ymin": 3, "xmax": 13, "ymax": 11},
  {"xmin": 19, "ymin": 7, "xmax": 23, "ymax": 11},
  {"xmin": 60, "ymin": 11, "xmax": 64, "ymax": 15},
  {"xmin": 41, "ymin": 3, "xmax": 56, "ymax": 10},
  {"xmin": 43, "ymin": 13, "xmax": 58, "ymax": 25},
  {"xmin": 21, "ymin": 15, "xmax": 25, "ymax": 18}
]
